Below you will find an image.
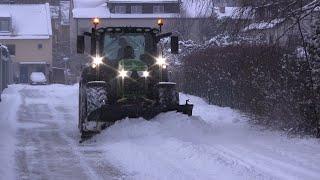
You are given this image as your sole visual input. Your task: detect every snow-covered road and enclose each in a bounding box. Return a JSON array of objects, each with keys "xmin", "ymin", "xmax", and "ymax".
[{"xmin": 1, "ymin": 84, "xmax": 320, "ymax": 180}]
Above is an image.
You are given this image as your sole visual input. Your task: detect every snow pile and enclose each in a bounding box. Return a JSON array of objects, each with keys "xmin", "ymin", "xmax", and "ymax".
[{"xmin": 0, "ymin": 85, "xmax": 23, "ymax": 180}]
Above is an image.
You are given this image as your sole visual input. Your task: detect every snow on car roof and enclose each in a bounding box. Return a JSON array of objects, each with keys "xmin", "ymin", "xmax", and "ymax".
[
  {"xmin": 0, "ymin": 3, "xmax": 52, "ymax": 39},
  {"xmin": 30, "ymin": 72, "xmax": 47, "ymax": 83}
]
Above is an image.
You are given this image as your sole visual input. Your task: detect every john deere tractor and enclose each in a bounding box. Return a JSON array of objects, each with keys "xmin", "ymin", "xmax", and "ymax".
[{"xmin": 77, "ymin": 18, "xmax": 193, "ymax": 140}]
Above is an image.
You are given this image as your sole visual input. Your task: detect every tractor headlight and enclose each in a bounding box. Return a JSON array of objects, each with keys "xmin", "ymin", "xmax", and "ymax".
[
  {"xmin": 138, "ymin": 71, "xmax": 150, "ymax": 78},
  {"xmin": 91, "ymin": 55, "xmax": 103, "ymax": 68},
  {"xmin": 143, "ymin": 71, "xmax": 150, "ymax": 78},
  {"xmin": 119, "ymin": 69, "xmax": 132, "ymax": 78},
  {"xmin": 119, "ymin": 69, "xmax": 128, "ymax": 78},
  {"xmin": 156, "ymin": 56, "xmax": 167, "ymax": 66}
]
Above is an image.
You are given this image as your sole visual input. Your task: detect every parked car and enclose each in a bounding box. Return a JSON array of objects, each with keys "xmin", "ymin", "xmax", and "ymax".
[{"xmin": 30, "ymin": 72, "xmax": 47, "ymax": 85}]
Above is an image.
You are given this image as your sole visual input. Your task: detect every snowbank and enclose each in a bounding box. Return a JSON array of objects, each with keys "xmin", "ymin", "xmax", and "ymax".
[
  {"xmin": 90, "ymin": 93, "xmax": 320, "ymax": 180},
  {"xmin": 0, "ymin": 85, "xmax": 23, "ymax": 180},
  {"xmin": 92, "ymin": 94, "xmax": 256, "ymax": 179}
]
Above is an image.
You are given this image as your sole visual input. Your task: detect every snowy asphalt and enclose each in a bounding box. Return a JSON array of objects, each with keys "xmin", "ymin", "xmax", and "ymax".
[{"xmin": 1, "ymin": 84, "xmax": 320, "ymax": 180}]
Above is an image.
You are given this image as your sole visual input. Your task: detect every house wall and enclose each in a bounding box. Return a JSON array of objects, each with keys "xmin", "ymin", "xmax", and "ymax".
[
  {"xmin": 0, "ymin": 38, "xmax": 52, "ymax": 83},
  {"xmin": 0, "ymin": 38, "xmax": 52, "ymax": 64},
  {"xmin": 107, "ymin": 3, "xmax": 180, "ymax": 14}
]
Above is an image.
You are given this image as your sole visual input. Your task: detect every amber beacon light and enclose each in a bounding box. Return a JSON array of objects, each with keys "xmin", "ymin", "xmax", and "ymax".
[
  {"xmin": 93, "ymin": 17, "xmax": 100, "ymax": 28},
  {"xmin": 157, "ymin": 18, "xmax": 164, "ymax": 32}
]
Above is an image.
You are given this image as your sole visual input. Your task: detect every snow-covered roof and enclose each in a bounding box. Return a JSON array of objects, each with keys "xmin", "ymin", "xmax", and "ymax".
[
  {"xmin": 73, "ymin": 0, "xmax": 106, "ymax": 9},
  {"xmin": 108, "ymin": 0, "xmax": 178, "ymax": 3},
  {"xmin": 73, "ymin": 7, "xmax": 109, "ymax": 19},
  {"xmin": 73, "ymin": 0, "xmax": 179, "ymax": 19},
  {"xmin": 0, "ymin": 3, "xmax": 52, "ymax": 39},
  {"xmin": 72, "ymin": 0, "xmax": 242, "ymax": 19},
  {"xmin": 73, "ymin": 0, "xmax": 108, "ymax": 18}
]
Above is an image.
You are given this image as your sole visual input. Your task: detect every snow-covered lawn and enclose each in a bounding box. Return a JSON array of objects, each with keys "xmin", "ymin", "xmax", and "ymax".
[{"xmin": 0, "ymin": 84, "xmax": 320, "ymax": 180}]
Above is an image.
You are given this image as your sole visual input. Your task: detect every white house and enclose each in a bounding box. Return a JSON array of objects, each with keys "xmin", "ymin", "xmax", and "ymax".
[{"xmin": 0, "ymin": 3, "xmax": 52, "ymax": 83}]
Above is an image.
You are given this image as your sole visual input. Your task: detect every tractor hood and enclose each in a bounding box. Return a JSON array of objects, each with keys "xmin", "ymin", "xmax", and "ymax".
[{"xmin": 118, "ymin": 59, "xmax": 147, "ymax": 71}]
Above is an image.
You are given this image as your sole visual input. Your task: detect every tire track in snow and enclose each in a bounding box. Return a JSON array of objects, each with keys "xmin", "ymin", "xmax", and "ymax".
[
  {"xmin": 49, "ymin": 94, "xmax": 103, "ymax": 180},
  {"xmin": 52, "ymin": 92, "xmax": 125, "ymax": 180},
  {"xmin": 16, "ymin": 86, "xmax": 94, "ymax": 180}
]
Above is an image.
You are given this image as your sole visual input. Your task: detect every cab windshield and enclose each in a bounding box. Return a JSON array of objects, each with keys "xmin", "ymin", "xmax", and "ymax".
[{"xmin": 103, "ymin": 34, "xmax": 147, "ymax": 61}]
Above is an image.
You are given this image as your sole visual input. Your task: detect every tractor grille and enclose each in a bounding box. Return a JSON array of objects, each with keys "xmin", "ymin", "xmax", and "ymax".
[{"xmin": 123, "ymin": 77, "xmax": 146, "ymax": 97}]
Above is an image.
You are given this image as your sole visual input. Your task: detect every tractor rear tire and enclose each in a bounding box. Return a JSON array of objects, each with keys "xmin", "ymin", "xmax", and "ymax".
[{"xmin": 86, "ymin": 86, "xmax": 108, "ymax": 117}]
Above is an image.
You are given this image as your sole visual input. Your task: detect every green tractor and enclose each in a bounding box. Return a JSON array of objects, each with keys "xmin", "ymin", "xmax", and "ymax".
[{"xmin": 77, "ymin": 19, "xmax": 193, "ymax": 140}]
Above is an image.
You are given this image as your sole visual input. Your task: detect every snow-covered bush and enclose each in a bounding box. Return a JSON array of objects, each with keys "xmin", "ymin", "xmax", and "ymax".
[
  {"xmin": 171, "ymin": 43, "xmax": 319, "ymax": 136},
  {"xmin": 307, "ymin": 19, "xmax": 320, "ymax": 137}
]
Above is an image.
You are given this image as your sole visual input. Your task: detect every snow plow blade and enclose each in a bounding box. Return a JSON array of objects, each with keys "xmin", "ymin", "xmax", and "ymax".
[{"xmin": 88, "ymin": 102, "xmax": 193, "ymax": 123}]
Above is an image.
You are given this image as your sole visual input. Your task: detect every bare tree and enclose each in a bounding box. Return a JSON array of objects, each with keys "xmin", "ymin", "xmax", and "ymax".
[{"xmin": 170, "ymin": 0, "xmax": 217, "ymax": 42}]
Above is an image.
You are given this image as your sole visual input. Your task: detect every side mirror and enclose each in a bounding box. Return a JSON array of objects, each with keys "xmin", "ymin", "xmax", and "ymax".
[
  {"xmin": 171, "ymin": 36, "xmax": 179, "ymax": 54},
  {"xmin": 77, "ymin": 35, "xmax": 85, "ymax": 54}
]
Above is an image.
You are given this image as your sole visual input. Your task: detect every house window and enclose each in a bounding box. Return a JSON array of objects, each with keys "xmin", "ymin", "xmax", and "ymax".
[
  {"xmin": 0, "ymin": 19, "xmax": 10, "ymax": 32},
  {"xmin": 38, "ymin": 43, "xmax": 43, "ymax": 49},
  {"xmin": 115, "ymin": 5, "xmax": 126, "ymax": 14},
  {"xmin": 153, "ymin": 5, "xmax": 164, "ymax": 13},
  {"xmin": 131, "ymin": 5, "xmax": 142, "ymax": 14},
  {"xmin": 6, "ymin": 44, "xmax": 15, "ymax": 56}
]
